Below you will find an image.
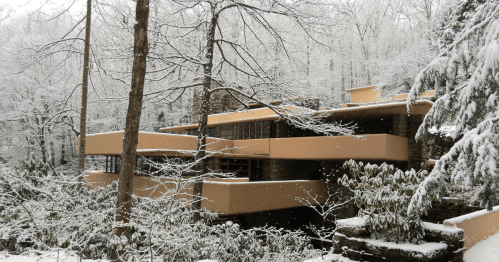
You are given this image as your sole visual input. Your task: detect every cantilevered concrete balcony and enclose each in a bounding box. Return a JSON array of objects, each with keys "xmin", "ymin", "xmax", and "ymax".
[
  {"xmin": 85, "ymin": 172, "xmax": 327, "ymax": 214},
  {"xmin": 82, "ymin": 132, "xmax": 408, "ymax": 161}
]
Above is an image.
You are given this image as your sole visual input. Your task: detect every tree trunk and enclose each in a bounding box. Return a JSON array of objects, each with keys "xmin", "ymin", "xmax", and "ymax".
[
  {"xmin": 114, "ymin": 0, "xmax": 150, "ymax": 238},
  {"xmin": 192, "ymin": 12, "xmax": 218, "ymax": 222},
  {"xmin": 78, "ymin": 0, "xmax": 92, "ymax": 176}
]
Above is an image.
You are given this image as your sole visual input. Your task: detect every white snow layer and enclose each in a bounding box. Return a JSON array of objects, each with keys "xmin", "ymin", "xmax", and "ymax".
[
  {"xmin": 464, "ymin": 230, "xmax": 499, "ymax": 262},
  {"xmin": 0, "ymin": 250, "xmax": 108, "ymax": 262},
  {"xmin": 335, "ymin": 233, "xmax": 447, "ymax": 258},
  {"xmin": 0, "ymin": 251, "xmax": 219, "ymax": 262},
  {"xmin": 303, "ymin": 253, "xmax": 352, "ymax": 262},
  {"xmin": 423, "ymin": 222, "xmax": 463, "ymax": 236},
  {"xmin": 336, "ymin": 216, "xmax": 367, "ymax": 229},
  {"xmin": 428, "ymin": 125, "xmax": 455, "ymax": 137},
  {"xmin": 444, "ymin": 205, "xmax": 499, "ymax": 225}
]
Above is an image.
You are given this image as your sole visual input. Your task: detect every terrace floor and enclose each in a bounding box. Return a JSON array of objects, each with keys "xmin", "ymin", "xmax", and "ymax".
[{"xmin": 464, "ymin": 230, "xmax": 499, "ymax": 262}]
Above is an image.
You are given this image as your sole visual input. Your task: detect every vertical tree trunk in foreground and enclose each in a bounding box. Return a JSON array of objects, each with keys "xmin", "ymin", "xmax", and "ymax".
[
  {"xmin": 192, "ymin": 12, "xmax": 218, "ymax": 222},
  {"xmin": 78, "ymin": 0, "xmax": 92, "ymax": 176},
  {"xmin": 115, "ymin": 0, "xmax": 150, "ymax": 237}
]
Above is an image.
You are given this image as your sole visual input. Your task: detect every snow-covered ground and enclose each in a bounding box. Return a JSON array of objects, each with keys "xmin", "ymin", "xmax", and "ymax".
[
  {"xmin": 2, "ymin": 232, "xmax": 498, "ymax": 262},
  {"xmin": 464, "ymin": 230, "xmax": 499, "ymax": 262},
  {"xmin": 0, "ymin": 251, "xmax": 219, "ymax": 262},
  {"xmin": 303, "ymin": 254, "xmax": 351, "ymax": 262},
  {"xmin": 0, "ymin": 250, "xmax": 348, "ymax": 262},
  {"xmin": 0, "ymin": 250, "xmax": 108, "ymax": 262}
]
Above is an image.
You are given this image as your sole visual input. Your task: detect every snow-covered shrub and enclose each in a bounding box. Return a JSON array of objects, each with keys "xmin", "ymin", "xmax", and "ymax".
[
  {"xmin": 0, "ymin": 159, "xmax": 317, "ymax": 261},
  {"xmin": 0, "ymin": 159, "xmax": 116, "ymax": 257},
  {"xmin": 118, "ymin": 216, "xmax": 315, "ymax": 262},
  {"xmin": 339, "ymin": 160, "xmax": 430, "ymax": 243},
  {"xmin": 185, "ymin": 224, "xmax": 314, "ymax": 262}
]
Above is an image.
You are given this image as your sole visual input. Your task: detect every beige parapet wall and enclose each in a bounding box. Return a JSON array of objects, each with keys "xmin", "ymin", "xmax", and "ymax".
[
  {"xmin": 266, "ymin": 134, "xmax": 408, "ymax": 161},
  {"xmin": 346, "ymin": 85, "xmax": 435, "ymax": 104},
  {"xmin": 443, "ymin": 205, "xmax": 499, "ymax": 250},
  {"xmin": 85, "ymin": 172, "xmax": 327, "ymax": 214},
  {"xmin": 82, "ymin": 132, "xmax": 408, "ymax": 161},
  {"xmin": 83, "ymin": 132, "xmax": 232, "ymax": 156},
  {"xmin": 202, "ymin": 180, "xmax": 328, "ymax": 214}
]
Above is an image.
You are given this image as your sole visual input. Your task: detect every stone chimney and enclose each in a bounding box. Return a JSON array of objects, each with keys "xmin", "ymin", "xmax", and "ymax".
[{"xmin": 191, "ymin": 85, "xmax": 246, "ymax": 124}]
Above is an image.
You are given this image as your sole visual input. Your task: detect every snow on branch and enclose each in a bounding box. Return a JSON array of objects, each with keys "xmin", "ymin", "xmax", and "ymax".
[
  {"xmin": 406, "ymin": 0, "xmax": 499, "ymax": 212},
  {"xmin": 210, "ymin": 85, "xmax": 356, "ymax": 137}
]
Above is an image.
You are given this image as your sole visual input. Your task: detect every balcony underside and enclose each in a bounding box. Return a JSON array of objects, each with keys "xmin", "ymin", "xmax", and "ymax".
[{"xmin": 82, "ymin": 133, "xmax": 408, "ymax": 161}]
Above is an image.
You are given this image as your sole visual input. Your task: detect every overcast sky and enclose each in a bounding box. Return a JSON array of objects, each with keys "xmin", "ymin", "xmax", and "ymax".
[{"xmin": 2, "ymin": 0, "xmax": 85, "ymax": 23}]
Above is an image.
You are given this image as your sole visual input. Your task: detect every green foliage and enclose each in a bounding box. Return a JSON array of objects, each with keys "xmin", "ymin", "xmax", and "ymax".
[{"xmin": 339, "ymin": 160, "xmax": 430, "ymax": 243}]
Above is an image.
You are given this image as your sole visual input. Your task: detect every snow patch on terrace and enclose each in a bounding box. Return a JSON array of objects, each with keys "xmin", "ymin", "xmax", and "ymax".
[
  {"xmin": 338, "ymin": 233, "xmax": 448, "ymax": 256},
  {"xmin": 423, "ymin": 222, "xmax": 463, "ymax": 236},
  {"xmin": 336, "ymin": 233, "xmax": 447, "ymax": 258},
  {"xmin": 444, "ymin": 205, "xmax": 499, "ymax": 225},
  {"xmin": 303, "ymin": 253, "xmax": 352, "ymax": 262},
  {"xmin": 336, "ymin": 216, "xmax": 367, "ymax": 229},
  {"xmin": 202, "ymin": 179, "xmax": 316, "ymax": 185}
]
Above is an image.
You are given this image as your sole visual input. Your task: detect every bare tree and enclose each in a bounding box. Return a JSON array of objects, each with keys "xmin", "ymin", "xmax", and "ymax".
[
  {"xmin": 77, "ymin": 0, "xmax": 92, "ymax": 176},
  {"xmin": 114, "ymin": 0, "xmax": 150, "ymax": 242},
  {"xmin": 296, "ymin": 180, "xmax": 352, "ymax": 259},
  {"xmin": 147, "ymin": 0, "xmax": 355, "ymax": 221}
]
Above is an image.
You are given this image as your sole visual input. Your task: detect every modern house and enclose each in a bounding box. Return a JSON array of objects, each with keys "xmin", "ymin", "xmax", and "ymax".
[{"xmin": 83, "ymin": 86, "xmax": 435, "ymax": 229}]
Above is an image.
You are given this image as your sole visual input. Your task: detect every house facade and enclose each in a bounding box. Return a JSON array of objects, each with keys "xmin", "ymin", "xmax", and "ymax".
[{"xmin": 82, "ymin": 86, "xmax": 435, "ymax": 229}]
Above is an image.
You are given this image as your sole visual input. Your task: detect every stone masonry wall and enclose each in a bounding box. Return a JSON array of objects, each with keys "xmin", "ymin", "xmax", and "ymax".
[
  {"xmin": 407, "ymin": 115, "xmax": 430, "ymax": 171},
  {"xmin": 393, "ymin": 114, "xmax": 408, "ymax": 137},
  {"xmin": 191, "ymin": 86, "xmax": 246, "ymax": 124},
  {"xmin": 334, "ymin": 221, "xmax": 465, "ymax": 262}
]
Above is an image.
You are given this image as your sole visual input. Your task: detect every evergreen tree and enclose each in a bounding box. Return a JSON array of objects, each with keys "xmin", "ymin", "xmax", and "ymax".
[{"xmin": 407, "ymin": 0, "xmax": 499, "ymax": 214}]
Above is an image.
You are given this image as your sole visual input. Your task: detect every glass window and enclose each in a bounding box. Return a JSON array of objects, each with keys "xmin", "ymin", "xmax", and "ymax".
[
  {"xmin": 106, "ymin": 156, "xmax": 121, "ymax": 174},
  {"xmin": 233, "ymin": 121, "xmax": 273, "ymax": 140},
  {"xmin": 219, "ymin": 158, "xmax": 249, "ymax": 177},
  {"xmin": 221, "ymin": 124, "xmax": 234, "ymax": 139}
]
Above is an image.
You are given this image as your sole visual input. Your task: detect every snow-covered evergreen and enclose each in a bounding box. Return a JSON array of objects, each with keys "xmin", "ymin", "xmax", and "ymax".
[
  {"xmin": 407, "ymin": 0, "xmax": 499, "ymax": 214},
  {"xmin": 339, "ymin": 160, "xmax": 430, "ymax": 243}
]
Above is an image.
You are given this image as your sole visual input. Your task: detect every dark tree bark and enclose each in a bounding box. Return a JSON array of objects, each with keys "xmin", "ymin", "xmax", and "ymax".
[
  {"xmin": 192, "ymin": 11, "xmax": 218, "ymax": 222},
  {"xmin": 78, "ymin": 0, "xmax": 92, "ymax": 176},
  {"xmin": 114, "ymin": 0, "xmax": 150, "ymax": 237}
]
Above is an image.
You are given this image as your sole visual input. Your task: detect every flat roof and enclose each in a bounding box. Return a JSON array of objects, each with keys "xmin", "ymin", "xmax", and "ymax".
[
  {"xmin": 345, "ymin": 85, "xmax": 377, "ymax": 92},
  {"xmin": 160, "ymin": 100, "xmax": 433, "ymax": 133}
]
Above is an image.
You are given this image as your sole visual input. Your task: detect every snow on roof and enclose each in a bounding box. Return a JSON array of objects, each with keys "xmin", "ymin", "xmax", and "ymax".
[
  {"xmin": 444, "ymin": 205, "xmax": 499, "ymax": 225},
  {"xmin": 161, "ymin": 100, "xmax": 433, "ymax": 132},
  {"xmin": 320, "ymin": 100, "xmax": 433, "ymax": 115},
  {"xmin": 86, "ymin": 130, "xmax": 124, "ymax": 137},
  {"xmin": 345, "ymin": 85, "xmax": 378, "ymax": 92}
]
